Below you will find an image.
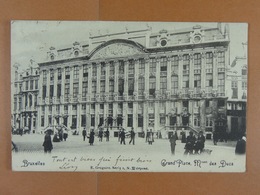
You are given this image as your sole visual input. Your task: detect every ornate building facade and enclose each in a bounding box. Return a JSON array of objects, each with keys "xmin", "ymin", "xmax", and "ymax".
[
  {"xmin": 12, "ymin": 64, "xmax": 39, "ymax": 132},
  {"xmin": 34, "ymin": 23, "xmax": 230, "ymax": 137},
  {"xmin": 226, "ymin": 43, "xmax": 247, "ymax": 139}
]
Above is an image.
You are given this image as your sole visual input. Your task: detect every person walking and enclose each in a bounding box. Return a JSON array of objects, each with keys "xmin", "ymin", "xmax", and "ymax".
[
  {"xmin": 148, "ymin": 129, "xmax": 154, "ymax": 145},
  {"xmin": 105, "ymin": 128, "xmax": 110, "ymax": 142},
  {"xmin": 118, "ymin": 128, "xmax": 122, "ymax": 142},
  {"xmin": 194, "ymin": 131, "xmax": 206, "ymax": 154},
  {"xmin": 99, "ymin": 128, "xmax": 103, "ymax": 142},
  {"xmin": 82, "ymin": 128, "xmax": 87, "ymax": 141},
  {"xmin": 235, "ymin": 136, "xmax": 246, "ymax": 154},
  {"xmin": 89, "ymin": 129, "xmax": 95, "ymax": 146},
  {"xmin": 184, "ymin": 131, "xmax": 196, "ymax": 155},
  {"xmin": 43, "ymin": 130, "xmax": 53, "ymax": 153},
  {"xmin": 180, "ymin": 128, "xmax": 186, "ymax": 143},
  {"xmin": 120, "ymin": 129, "xmax": 126, "ymax": 145},
  {"xmin": 169, "ymin": 132, "xmax": 177, "ymax": 155},
  {"xmin": 129, "ymin": 127, "xmax": 135, "ymax": 145}
]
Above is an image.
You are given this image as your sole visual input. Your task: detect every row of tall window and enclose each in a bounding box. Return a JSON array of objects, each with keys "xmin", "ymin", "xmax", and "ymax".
[
  {"xmin": 42, "ymin": 51, "xmax": 225, "ymax": 81},
  {"xmin": 42, "ymin": 73, "xmax": 226, "ymax": 99},
  {"xmin": 23, "ymin": 80, "xmax": 38, "ymax": 91}
]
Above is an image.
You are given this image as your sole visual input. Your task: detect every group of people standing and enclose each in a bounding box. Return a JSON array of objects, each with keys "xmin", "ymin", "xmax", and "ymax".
[
  {"xmin": 184, "ymin": 131, "xmax": 206, "ymax": 155},
  {"xmin": 168, "ymin": 130, "xmax": 206, "ymax": 155},
  {"xmin": 118, "ymin": 127, "xmax": 136, "ymax": 145},
  {"xmin": 82, "ymin": 128, "xmax": 95, "ymax": 145}
]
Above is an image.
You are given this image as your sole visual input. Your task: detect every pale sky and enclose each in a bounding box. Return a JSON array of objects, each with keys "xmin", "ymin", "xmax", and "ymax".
[{"xmin": 11, "ymin": 21, "xmax": 248, "ymax": 72}]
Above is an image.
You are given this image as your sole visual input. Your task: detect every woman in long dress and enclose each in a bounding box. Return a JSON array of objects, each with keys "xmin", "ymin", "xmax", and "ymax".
[{"xmin": 89, "ymin": 129, "xmax": 95, "ymax": 146}]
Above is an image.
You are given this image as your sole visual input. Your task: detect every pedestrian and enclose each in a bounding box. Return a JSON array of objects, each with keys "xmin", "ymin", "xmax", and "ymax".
[
  {"xmin": 129, "ymin": 127, "xmax": 135, "ymax": 145},
  {"xmin": 118, "ymin": 128, "xmax": 122, "ymax": 142},
  {"xmin": 235, "ymin": 136, "xmax": 246, "ymax": 154},
  {"xmin": 43, "ymin": 130, "xmax": 53, "ymax": 153},
  {"xmin": 145, "ymin": 129, "xmax": 149, "ymax": 143},
  {"xmin": 53, "ymin": 132, "xmax": 60, "ymax": 142},
  {"xmin": 184, "ymin": 131, "xmax": 196, "ymax": 155},
  {"xmin": 194, "ymin": 131, "xmax": 206, "ymax": 154},
  {"xmin": 89, "ymin": 129, "xmax": 95, "ymax": 146},
  {"xmin": 175, "ymin": 131, "xmax": 178, "ymax": 140},
  {"xmin": 120, "ymin": 129, "xmax": 126, "ymax": 145},
  {"xmin": 169, "ymin": 132, "xmax": 177, "ymax": 155},
  {"xmin": 59, "ymin": 129, "xmax": 63, "ymax": 141},
  {"xmin": 213, "ymin": 131, "xmax": 218, "ymax": 145},
  {"xmin": 63, "ymin": 132, "xmax": 68, "ymax": 141},
  {"xmin": 82, "ymin": 128, "xmax": 87, "ymax": 141},
  {"xmin": 148, "ymin": 129, "xmax": 154, "ymax": 145},
  {"xmin": 99, "ymin": 128, "xmax": 103, "ymax": 142},
  {"xmin": 105, "ymin": 128, "xmax": 110, "ymax": 142},
  {"xmin": 180, "ymin": 128, "xmax": 186, "ymax": 143}
]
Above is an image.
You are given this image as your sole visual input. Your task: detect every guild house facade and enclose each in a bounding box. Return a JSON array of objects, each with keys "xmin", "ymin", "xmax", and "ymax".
[
  {"xmin": 13, "ymin": 23, "xmax": 232, "ymax": 137},
  {"xmin": 226, "ymin": 43, "xmax": 247, "ymax": 139},
  {"xmin": 12, "ymin": 63, "xmax": 39, "ymax": 132}
]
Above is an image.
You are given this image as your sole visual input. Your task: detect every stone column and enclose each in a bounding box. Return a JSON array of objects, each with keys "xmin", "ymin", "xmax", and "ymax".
[
  {"xmin": 96, "ymin": 63, "xmax": 101, "ymax": 94},
  {"xmin": 154, "ymin": 101, "xmax": 159, "ymax": 131},
  {"xmin": 144, "ymin": 58, "xmax": 150, "ymax": 92},
  {"xmin": 53, "ymin": 68, "xmax": 58, "ymax": 101},
  {"xmin": 167, "ymin": 56, "xmax": 172, "ymax": 91},
  {"xmin": 134, "ymin": 59, "xmax": 139, "ymax": 94},
  {"xmin": 201, "ymin": 52, "xmax": 206, "ymax": 89},
  {"xmin": 155, "ymin": 58, "xmax": 160, "ymax": 91},
  {"xmin": 105, "ymin": 61, "xmax": 110, "ymax": 93},
  {"xmin": 213, "ymin": 51, "xmax": 218, "ymax": 90},
  {"xmin": 178, "ymin": 54, "xmax": 183, "ymax": 90},
  {"xmin": 78, "ymin": 65, "xmax": 83, "ymax": 98},
  {"xmin": 46, "ymin": 70, "xmax": 50, "ymax": 98},
  {"xmin": 189, "ymin": 54, "xmax": 194, "ymax": 89}
]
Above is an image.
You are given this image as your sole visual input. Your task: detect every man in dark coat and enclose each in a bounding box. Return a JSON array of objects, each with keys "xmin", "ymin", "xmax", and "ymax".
[
  {"xmin": 105, "ymin": 128, "xmax": 110, "ymax": 142},
  {"xmin": 194, "ymin": 131, "xmax": 206, "ymax": 154},
  {"xmin": 180, "ymin": 129, "xmax": 186, "ymax": 143},
  {"xmin": 82, "ymin": 128, "xmax": 87, "ymax": 141},
  {"xmin": 169, "ymin": 132, "xmax": 177, "ymax": 155},
  {"xmin": 129, "ymin": 127, "xmax": 136, "ymax": 145},
  {"xmin": 235, "ymin": 136, "xmax": 246, "ymax": 154},
  {"xmin": 120, "ymin": 129, "xmax": 126, "ymax": 145},
  {"xmin": 184, "ymin": 131, "xmax": 196, "ymax": 155},
  {"xmin": 98, "ymin": 128, "xmax": 103, "ymax": 142},
  {"xmin": 89, "ymin": 129, "xmax": 95, "ymax": 146},
  {"xmin": 43, "ymin": 131, "xmax": 53, "ymax": 153}
]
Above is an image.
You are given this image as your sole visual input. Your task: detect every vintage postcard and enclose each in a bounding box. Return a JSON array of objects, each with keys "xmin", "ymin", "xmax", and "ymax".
[{"xmin": 11, "ymin": 21, "xmax": 247, "ymax": 172}]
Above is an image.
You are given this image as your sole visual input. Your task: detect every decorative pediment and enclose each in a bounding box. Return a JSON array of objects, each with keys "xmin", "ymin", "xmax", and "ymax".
[{"xmin": 90, "ymin": 41, "xmax": 146, "ymax": 60}]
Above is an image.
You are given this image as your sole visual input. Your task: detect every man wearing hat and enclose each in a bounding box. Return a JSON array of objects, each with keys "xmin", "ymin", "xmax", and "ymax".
[
  {"xmin": 129, "ymin": 127, "xmax": 136, "ymax": 145},
  {"xmin": 82, "ymin": 128, "xmax": 87, "ymax": 141}
]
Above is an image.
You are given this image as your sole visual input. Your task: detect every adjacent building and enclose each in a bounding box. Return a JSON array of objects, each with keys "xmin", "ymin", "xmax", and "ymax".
[
  {"xmin": 12, "ymin": 64, "xmax": 39, "ymax": 132},
  {"xmin": 226, "ymin": 43, "xmax": 247, "ymax": 139}
]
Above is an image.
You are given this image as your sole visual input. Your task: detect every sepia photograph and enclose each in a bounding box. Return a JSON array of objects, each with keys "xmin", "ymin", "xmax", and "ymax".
[{"xmin": 11, "ymin": 21, "xmax": 247, "ymax": 172}]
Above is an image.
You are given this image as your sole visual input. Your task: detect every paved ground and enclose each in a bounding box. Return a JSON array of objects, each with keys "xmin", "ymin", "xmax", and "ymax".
[{"xmin": 12, "ymin": 133, "xmax": 238, "ymax": 156}]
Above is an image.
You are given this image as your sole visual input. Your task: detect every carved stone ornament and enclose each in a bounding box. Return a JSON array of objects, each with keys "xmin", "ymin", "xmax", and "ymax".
[
  {"xmin": 166, "ymin": 91, "xmax": 171, "ymax": 99},
  {"xmin": 91, "ymin": 43, "xmax": 144, "ymax": 60}
]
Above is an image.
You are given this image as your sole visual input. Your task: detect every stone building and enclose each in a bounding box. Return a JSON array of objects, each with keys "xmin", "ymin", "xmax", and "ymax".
[
  {"xmin": 226, "ymin": 43, "xmax": 247, "ymax": 139},
  {"xmin": 12, "ymin": 63, "xmax": 39, "ymax": 133},
  {"xmin": 13, "ymin": 23, "xmax": 231, "ymax": 137}
]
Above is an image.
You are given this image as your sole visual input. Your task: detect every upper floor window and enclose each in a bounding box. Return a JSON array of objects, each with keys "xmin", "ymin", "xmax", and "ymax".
[
  {"xmin": 160, "ymin": 57, "xmax": 167, "ymax": 71},
  {"xmin": 128, "ymin": 60, "xmax": 134, "ymax": 74},
  {"xmin": 65, "ymin": 67, "xmax": 70, "ymax": 79},
  {"xmin": 73, "ymin": 66, "xmax": 79, "ymax": 79},
  {"xmin": 139, "ymin": 59, "xmax": 145, "ymax": 74},
  {"xmin": 150, "ymin": 58, "xmax": 156, "ymax": 72}
]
